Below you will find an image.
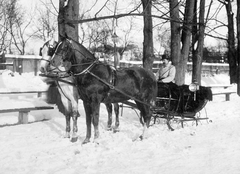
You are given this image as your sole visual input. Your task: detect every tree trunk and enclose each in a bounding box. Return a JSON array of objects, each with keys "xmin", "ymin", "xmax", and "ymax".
[
  {"xmin": 180, "ymin": 0, "xmax": 195, "ymax": 85},
  {"xmin": 237, "ymin": 0, "xmax": 240, "ymax": 95},
  {"xmin": 142, "ymin": 0, "xmax": 154, "ymax": 71},
  {"xmin": 192, "ymin": 0, "xmax": 205, "ymax": 85},
  {"xmin": 54, "ymin": 0, "xmax": 79, "ymax": 111},
  {"xmin": 58, "ymin": 0, "xmax": 79, "ymax": 41},
  {"xmin": 225, "ymin": 0, "xmax": 237, "ymax": 84},
  {"xmin": 170, "ymin": 0, "xmax": 181, "ymax": 85}
]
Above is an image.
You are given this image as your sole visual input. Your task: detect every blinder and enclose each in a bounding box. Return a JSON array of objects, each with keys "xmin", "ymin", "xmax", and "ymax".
[{"xmin": 39, "ymin": 40, "xmax": 58, "ymax": 57}]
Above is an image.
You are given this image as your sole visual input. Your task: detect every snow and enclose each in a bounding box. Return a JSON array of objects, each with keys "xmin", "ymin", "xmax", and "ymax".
[{"xmin": 0, "ymin": 71, "xmax": 240, "ymax": 174}]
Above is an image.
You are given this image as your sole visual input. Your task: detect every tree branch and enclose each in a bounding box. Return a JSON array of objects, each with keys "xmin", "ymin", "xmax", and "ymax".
[{"xmin": 66, "ymin": 12, "xmax": 172, "ymax": 25}]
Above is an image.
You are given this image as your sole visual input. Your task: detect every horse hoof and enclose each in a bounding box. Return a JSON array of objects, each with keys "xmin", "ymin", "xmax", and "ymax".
[
  {"xmin": 71, "ymin": 137, "xmax": 78, "ymax": 143},
  {"xmin": 113, "ymin": 128, "xmax": 120, "ymax": 133},
  {"xmin": 64, "ymin": 133, "xmax": 71, "ymax": 138},
  {"xmin": 107, "ymin": 127, "xmax": 112, "ymax": 131},
  {"xmin": 82, "ymin": 139, "xmax": 90, "ymax": 144}
]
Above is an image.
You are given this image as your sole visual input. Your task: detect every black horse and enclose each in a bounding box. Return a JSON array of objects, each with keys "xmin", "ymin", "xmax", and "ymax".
[
  {"xmin": 50, "ymin": 37, "xmax": 158, "ymax": 144},
  {"xmin": 39, "ymin": 39, "xmax": 120, "ymax": 142}
]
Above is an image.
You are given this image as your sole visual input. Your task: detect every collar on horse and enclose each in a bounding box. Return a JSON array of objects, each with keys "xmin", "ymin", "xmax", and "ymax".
[
  {"xmin": 73, "ymin": 59, "xmax": 117, "ymax": 90},
  {"xmin": 39, "ymin": 73, "xmax": 75, "ymax": 86},
  {"xmin": 41, "ymin": 58, "xmax": 117, "ymax": 90}
]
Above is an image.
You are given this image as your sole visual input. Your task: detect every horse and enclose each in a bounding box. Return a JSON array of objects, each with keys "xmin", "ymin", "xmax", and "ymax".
[
  {"xmin": 39, "ymin": 39, "xmax": 121, "ymax": 142},
  {"xmin": 50, "ymin": 37, "xmax": 158, "ymax": 144}
]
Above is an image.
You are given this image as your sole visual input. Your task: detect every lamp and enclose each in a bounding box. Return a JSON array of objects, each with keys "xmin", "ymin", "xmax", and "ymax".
[{"xmin": 111, "ymin": 32, "xmax": 119, "ymax": 68}]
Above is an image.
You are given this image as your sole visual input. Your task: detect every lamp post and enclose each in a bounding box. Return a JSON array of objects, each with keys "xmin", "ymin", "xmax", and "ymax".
[{"xmin": 112, "ymin": 32, "xmax": 118, "ymax": 68}]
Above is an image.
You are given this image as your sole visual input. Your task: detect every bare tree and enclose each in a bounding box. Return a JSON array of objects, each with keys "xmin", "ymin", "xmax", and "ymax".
[
  {"xmin": 0, "ymin": 0, "xmax": 11, "ymax": 52},
  {"xmin": 0, "ymin": 0, "xmax": 37, "ymax": 55},
  {"xmin": 9, "ymin": 12, "xmax": 34, "ymax": 55},
  {"xmin": 0, "ymin": 0, "xmax": 20, "ymax": 53},
  {"xmin": 169, "ymin": 0, "xmax": 195, "ymax": 85},
  {"xmin": 169, "ymin": 0, "xmax": 181, "ymax": 84},
  {"xmin": 191, "ymin": 0, "xmax": 207, "ymax": 84},
  {"xmin": 217, "ymin": 0, "xmax": 237, "ymax": 83},
  {"xmin": 33, "ymin": 0, "xmax": 58, "ymax": 41},
  {"xmin": 155, "ymin": 27, "xmax": 171, "ymax": 56},
  {"xmin": 237, "ymin": 0, "xmax": 240, "ymax": 95},
  {"xmin": 58, "ymin": 0, "xmax": 79, "ymax": 41},
  {"xmin": 142, "ymin": 0, "xmax": 154, "ymax": 70}
]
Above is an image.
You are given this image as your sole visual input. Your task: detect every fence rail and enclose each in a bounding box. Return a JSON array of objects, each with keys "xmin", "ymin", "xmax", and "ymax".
[
  {"xmin": 0, "ymin": 54, "xmax": 41, "ymax": 75},
  {"xmin": 0, "ymin": 54, "xmax": 230, "ymax": 76}
]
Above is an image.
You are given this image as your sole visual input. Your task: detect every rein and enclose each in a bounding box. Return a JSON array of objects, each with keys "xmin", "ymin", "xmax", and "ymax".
[{"xmin": 40, "ymin": 58, "xmax": 51, "ymax": 63}]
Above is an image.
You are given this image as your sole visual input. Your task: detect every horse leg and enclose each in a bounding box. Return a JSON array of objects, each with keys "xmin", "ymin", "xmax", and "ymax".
[
  {"xmin": 58, "ymin": 88, "xmax": 72, "ymax": 138},
  {"xmin": 70, "ymin": 87, "xmax": 79, "ymax": 142},
  {"xmin": 71, "ymin": 109, "xmax": 79, "ymax": 142},
  {"xmin": 135, "ymin": 102, "xmax": 152, "ymax": 140},
  {"xmin": 58, "ymin": 82, "xmax": 79, "ymax": 142},
  {"xmin": 113, "ymin": 103, "xmax": 120, "ymax": 132},
  {"xmin": 64, "ymin": 114, "xmax": 71, "ymax": 138},
  {"xmin": 92, "ymin": 103, "xmax": 100, "ymax": 141},
  {"xmin": 82, "ymin": 101, "xmax": 92, "ymax": 144},
  {"xmin": 63, "ymin": 100, "xmax": 78, "ymax": 141},
  {"xmin": 105, "ymin": 103, "xmax": 113, "ymax": 130}
]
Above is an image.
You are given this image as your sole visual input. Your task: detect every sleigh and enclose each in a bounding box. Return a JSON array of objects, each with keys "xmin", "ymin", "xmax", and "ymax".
[{"xmin": 121, "ymin": 82, "xmax": 212, "ymax": 130}]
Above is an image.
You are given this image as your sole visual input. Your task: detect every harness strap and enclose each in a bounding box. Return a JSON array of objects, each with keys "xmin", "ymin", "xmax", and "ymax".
[
  {"xmin": 56, "ymin": 80, "xmax": 72, "ymax": 101},
  {"xmin": 109, "ymin": 66, "xmax": 117, "ymax": 89},
  {"xmin": 73, "ymin": 59, "xmax": 99, "ymax": 76},
  {"xmin": 39, "ymin": 74, "xmax": 75, "ymax": 86}
]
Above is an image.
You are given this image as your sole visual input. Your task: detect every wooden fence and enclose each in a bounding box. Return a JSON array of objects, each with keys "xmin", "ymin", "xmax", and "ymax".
[
  {"xmin": 119, "ymin": 60, "xmax": 229, "ymax": 75},
  {"xmin": 0, "ymin": 54, "xmax": 42, "ymax": 75},
  {"xmin": 0, "ymin": 54, "xmax": 230, "ymax": 76}
]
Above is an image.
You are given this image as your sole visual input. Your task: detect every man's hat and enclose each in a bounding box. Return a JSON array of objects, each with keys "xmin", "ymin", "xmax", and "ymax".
[{"xmin": 162, "ymin": 54, "xmax": 170, "ymax": 60}]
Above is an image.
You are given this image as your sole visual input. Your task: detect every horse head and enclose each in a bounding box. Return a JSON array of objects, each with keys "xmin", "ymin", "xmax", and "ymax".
[
  {"xmin": 50, "ymin": 37, "xmax": 96, "ymax": 74},
  {"xmin": 39, "ymin": 39, "xmax": 58, "ymax": 74}
]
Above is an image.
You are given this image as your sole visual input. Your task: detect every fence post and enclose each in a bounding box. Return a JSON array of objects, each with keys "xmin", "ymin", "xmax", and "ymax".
[
  {"xmin": 17, "ymin": 58, "xmax": 23, "ymax": 75},
  {"xmin": 34, "ymin": 59, "xmax": 38, "ymax": 76},
  {"xmin": 12, "ymin": 59, "xmax": 16, "ymax": 73},
  {"xmin": 0, "ymin": 52, "xmax": 6, "ymax": 70}
]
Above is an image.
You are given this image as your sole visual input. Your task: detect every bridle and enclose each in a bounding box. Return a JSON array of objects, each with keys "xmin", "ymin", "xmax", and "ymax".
[
  {"xmin": 50, "ymin": 38, "xmax": 99, "ymax": 77},
  {"xmin": 39, "ymin": 40, "xmax": 57, "ymax": 58}
]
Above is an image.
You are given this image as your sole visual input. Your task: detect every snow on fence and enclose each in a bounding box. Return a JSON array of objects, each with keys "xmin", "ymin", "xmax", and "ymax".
[
  {"xmin": 0, "ymin": 54, "xmax": 229, "ymax": 76},
  {"xmin": 119, "ymin": 60, "xmax": 229, "ymax": 75}
]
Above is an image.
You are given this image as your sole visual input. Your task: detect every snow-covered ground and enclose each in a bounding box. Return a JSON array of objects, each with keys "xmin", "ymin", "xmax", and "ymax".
[{"xmin": 0, "ymin": 71, "xmax": 240, "ymax": 174}]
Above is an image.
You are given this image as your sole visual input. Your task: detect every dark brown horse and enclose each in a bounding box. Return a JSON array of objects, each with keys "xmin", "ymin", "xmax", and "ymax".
[
  {"xmin": 50, "ymin": 37, "xmax": 158, "ymax": 144},
  {"xmin": 39, "ymin": 39, "xmax": 120, "ymax": 142}
]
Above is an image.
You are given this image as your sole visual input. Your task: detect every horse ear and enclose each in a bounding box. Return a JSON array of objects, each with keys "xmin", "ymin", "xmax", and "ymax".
[
  {"xmin": 39, "ymin": 47, "xmax": 42, "ymax": 56},
  {"xmin": 59, "ymin": 34, "xmax": 65, "ymax": 41},
  {"xmin": 65, "ymin": 33, "xmax": 69, "ymax": 39}
]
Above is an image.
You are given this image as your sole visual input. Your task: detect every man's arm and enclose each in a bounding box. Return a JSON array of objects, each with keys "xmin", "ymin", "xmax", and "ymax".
[
  {"xmin": 155, "ymin": 69, "xmax": 160, "ymax": 80},
  {"xmin": 161, "ymin": 66, "xmax": 176, "ymax": 83}
]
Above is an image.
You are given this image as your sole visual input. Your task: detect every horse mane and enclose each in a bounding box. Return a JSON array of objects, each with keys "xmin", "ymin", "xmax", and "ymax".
[{"xmin": 64, "ymin": 36, "xmax": 96, "ymax": 60}]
